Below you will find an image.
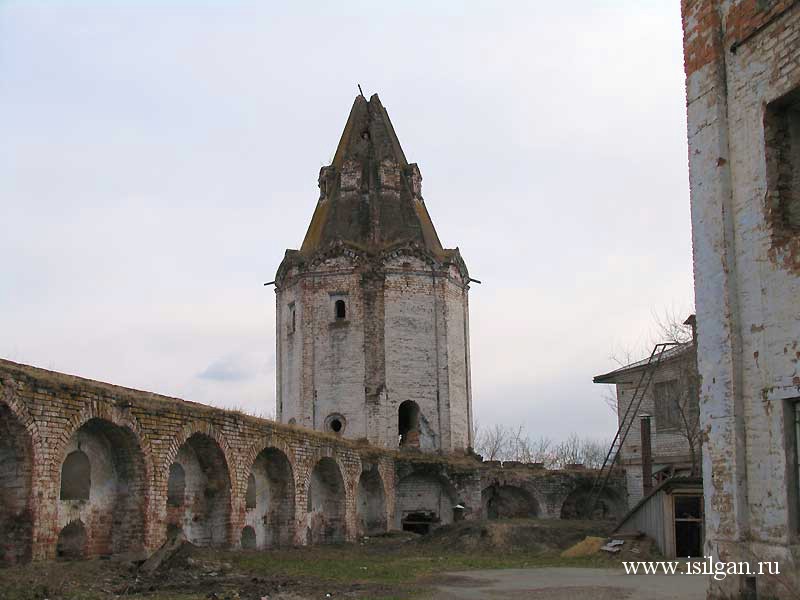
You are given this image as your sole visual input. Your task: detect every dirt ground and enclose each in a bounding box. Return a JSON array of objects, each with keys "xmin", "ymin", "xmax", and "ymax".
[
  {"xmin": 430, "ymin": 568, "xmax": 707, "ymax": 600},
  {"xmin": 0, "ymin": 519, "xmax": 662, "ymax": 600}
]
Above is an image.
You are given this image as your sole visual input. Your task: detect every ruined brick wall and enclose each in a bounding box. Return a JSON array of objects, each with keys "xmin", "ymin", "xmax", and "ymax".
[
  {"xmin": 276, "ymin": 249, "xmax": 473, "ymax": 453},
  {"xmin": 0, "ymin": 358, "xmax": 482, "ymax": 563},
  {"xmin": 479, "ymin": 463, "xmax": 627, "ymax": 521},
  {"xmin": 394, "ymin": 458, "xmax": 482, "ymax": 529},
  {"xmin": 682, "ymin": 1, "xmax": 800, "ymax": 596}
]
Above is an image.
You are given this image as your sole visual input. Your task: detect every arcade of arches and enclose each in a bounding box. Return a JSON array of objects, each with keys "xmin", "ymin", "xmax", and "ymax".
[{"xmin": 0, "ymin": 359, "xmax": 626, "ymax": 563}]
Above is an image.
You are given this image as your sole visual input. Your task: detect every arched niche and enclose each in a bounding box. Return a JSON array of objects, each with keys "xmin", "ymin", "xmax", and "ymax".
[
  {"xmin": 306, "ymin": 457, "xmax": 346, "ymax": 544},
  {"xmin": 165, "ymin": 433, "xmax": 232, "ymax": 547},
  {"xmin": 244, "ymin": 447, "xmax": 295, "ymax": 548},
  {"xmin": 56, "ymin": 418, "xmax": 147, "ymax": 558},
  {"xmin": 356, "ymin": 466, "xmax": 387, "ymax": 536},
  {"xmin": 396, "ymin": 471, "xmax": 458, "ymax": 534},
  {"xmin": 481, "ymin": 484, "xmax": 539, "ymax": 520},
  {"xmin": 0, "ymin": 402, "xmax": 34, "ymax": 565}
]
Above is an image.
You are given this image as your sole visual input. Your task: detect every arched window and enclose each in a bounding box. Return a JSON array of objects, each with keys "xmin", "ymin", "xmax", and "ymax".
[
  {"xmin": 57, "ymin": 520, "xmax": 87, "ymax": 559},
  {"xmin": 167, "ymin": 463, "xmax": 186, "ymax": 507},
  {"xmin": 335, "ymin": 299, "xmax": 346, "ymax": 320},
  {"xmin": 246, "ymin": 473, "xmax": 257, "ymax": 509},
  {"xmin": 60, "ymin": 450, "xmax": 91, "ymax": 501},
  {"xmin": 241, "ymin": 526, "xmax": 256, "ymax": 550},
  {"xmin": 398, "ymin": 401, "xmax": 421, "ymax": 448}
]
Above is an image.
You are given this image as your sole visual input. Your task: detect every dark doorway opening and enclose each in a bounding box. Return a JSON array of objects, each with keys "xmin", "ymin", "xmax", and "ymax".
[
  {"xmin": 674, "ymin": 495, "xmax": 703, "ymax": 558},
  {"xmin": 401, "ymin": 511, "xmax": 438, "ymax": 535},
  {"xmin": 398, "ymin": 401, "xmax": 420, "ymax": 448}
]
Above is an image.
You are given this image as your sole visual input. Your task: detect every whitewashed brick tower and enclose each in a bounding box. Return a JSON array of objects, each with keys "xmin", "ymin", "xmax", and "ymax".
[{"xmin": 275, "ymin": 93, "xmax": 473, "ymax": 453}]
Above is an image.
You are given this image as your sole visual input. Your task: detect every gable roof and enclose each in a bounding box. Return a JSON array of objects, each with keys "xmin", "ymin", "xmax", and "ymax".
[{"xmin": 593, "ymin": 342, "xmax": 694, "ymax": 384}]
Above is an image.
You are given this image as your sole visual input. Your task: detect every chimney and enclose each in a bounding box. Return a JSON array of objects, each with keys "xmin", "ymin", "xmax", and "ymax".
[
  {"xmin": 684, "ymin": 314, "xmax": 697, "ymax": 347},
  {"xmin": 641, "ymin": 414, "xmax": 653, "ymax": 495}
]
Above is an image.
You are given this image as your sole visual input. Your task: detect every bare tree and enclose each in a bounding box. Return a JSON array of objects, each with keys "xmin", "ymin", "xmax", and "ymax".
[
  {"xmin": 473, "ymin": 422, "xmax": 510, "ymax": 461},
  {"xmin": 548, "ymin": 434, "xmax": 610, "ymax": 469}
]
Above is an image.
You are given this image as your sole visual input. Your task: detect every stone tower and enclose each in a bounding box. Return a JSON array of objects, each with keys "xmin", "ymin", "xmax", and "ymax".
[{"xmin": 274, "ymin": 93, "xmax": 473, "ymax": 453}]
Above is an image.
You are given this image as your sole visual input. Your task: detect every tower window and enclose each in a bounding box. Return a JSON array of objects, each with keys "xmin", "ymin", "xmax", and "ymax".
[
  {"xmin": 288, "ymin": 303, "xmax": 296, "ymax": 333},
  {"xmin": 325, "ymin": 413, "xmax": 346, "ymax": 435},
  {"xmin": 335, "ymin": 299, "xmax": 346, "ymax": 320}
]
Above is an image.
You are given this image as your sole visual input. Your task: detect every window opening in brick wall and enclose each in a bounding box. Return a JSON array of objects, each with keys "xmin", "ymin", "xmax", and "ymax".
[
  {"xmin": 288, "ymin": 303, "xmax": 296, "ymax": 333},
  {"xmin": 335, "ymin": 299, "xmax": 346, "ymax": 320},
  {"xmin": 60, "ymin": 450, "xmax": 91, "ymax": 501},
  {"xmin": 167, "ymin": 463, "xmax": 186, "ymax": 507},
  {"xmin": 245, "ymin": 473, "xmax": 257, "ymax": 509},
  {"xmin": 765, "ymin": 88, "xmax": 800, "ymax": 238},
  {"xmin": 654, "ymin": 380, "xmax": 682, "ymax": 431}
]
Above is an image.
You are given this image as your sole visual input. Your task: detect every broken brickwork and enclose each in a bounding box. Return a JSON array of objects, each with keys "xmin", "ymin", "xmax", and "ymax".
[{"xmin": 479, "ymin": 463, "xmax": 627, "ymax": 522}]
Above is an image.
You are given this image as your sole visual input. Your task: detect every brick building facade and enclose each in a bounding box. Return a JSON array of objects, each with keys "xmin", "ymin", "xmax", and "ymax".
[
  {"xmin": 594, "ymin": 339, "xmax": 700, "ymax": 505},
  {"xmin": 681, "ymin": 1, "xmax": 800, "ymax": 596}
]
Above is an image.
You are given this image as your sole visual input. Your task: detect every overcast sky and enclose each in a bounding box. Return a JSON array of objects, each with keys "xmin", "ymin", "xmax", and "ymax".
[{"xmin": 0, "ymin": 1, "xmax": 693, "ymax": 443}]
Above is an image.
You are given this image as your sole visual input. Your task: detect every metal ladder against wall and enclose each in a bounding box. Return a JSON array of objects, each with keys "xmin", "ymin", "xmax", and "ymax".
[{"xmin": 587, "ymin": 342, "xmax": 679, "ymax": 513}]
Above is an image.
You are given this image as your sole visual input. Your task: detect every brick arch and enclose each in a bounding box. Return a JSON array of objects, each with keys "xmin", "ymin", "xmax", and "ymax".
[
  {"xmin": 161, "ymin": 421, "xmax": 236, "ymax": 548},
  {"xmin": 0, "ymin": 379, "xmax": 42, "ymax": 452},
  {"xmin": 50, "ymin": 405, "xmax": 154, "ymax": 557},
  {"xmin": 302, "ymin": 452, "xmax": 350, "ymax": 544},
  {"xmin": 297, "ymin": 448, "xmax": 353, "ymax": 505},
  {"xmin": 0, "ymin": 380, "xmax": 39, "ymax": 564},
  {"xmin": 161, "ymin": 421, "xmax": 239, "ymax": 492},
  {"xmin": 481, "ymin": 482, "xmax": 541, "ymax": 519},
  {"xmin": 51, "ymin": 403, "xmax": 154, "ymax": 481},
  {"xmin": 240, "ymin": 433, "xmax": 296, "ymax": 493},
  {"xmin": 240, "ymin": 435, "xmax": 297, "ymax": 548},
  {"xmin": 356, "ymin": 460, "xmax": 389, "ymax": 536}
]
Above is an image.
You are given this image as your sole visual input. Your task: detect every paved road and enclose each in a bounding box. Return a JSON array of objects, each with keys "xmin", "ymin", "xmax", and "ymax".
[{"xmin": 432, "ymin": 567, "xmax": 707, "ymax": 600}]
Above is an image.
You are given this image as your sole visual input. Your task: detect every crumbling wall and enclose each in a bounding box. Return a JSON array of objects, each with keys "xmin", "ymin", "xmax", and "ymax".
[
  {"xmin": 394, "ymin": 460, "xmax": 481, "ymax": 532},
  {"xmin": 480, "ymin": 463, "xmax": 627, "ymax": 522},
  {"xmin": 56, "ymin": 418, "xmax": 148, "ymax": 558},
  {"xmin": 304, "ymin": 456, "xmax": 347, "ymax": 544},
  {"xmin": 244, "ymin": 447, "xmax": 295, "ymax": 548},
  {"xmin": 356, "ymin": 463, "xmax": 387, "ymax": 536},
  {"xmin": 0, "ymin": 358, "xmax": 415, "ymax": 562},
  {"xmin": 166, "ymin": 433, "xmax": 231, "ymax": 547}
]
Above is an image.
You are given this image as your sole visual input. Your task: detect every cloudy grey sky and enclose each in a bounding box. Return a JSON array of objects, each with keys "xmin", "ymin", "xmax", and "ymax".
[{"xmin": 0, "ymin": 1, "xmax": 693, "ymax": 442}]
